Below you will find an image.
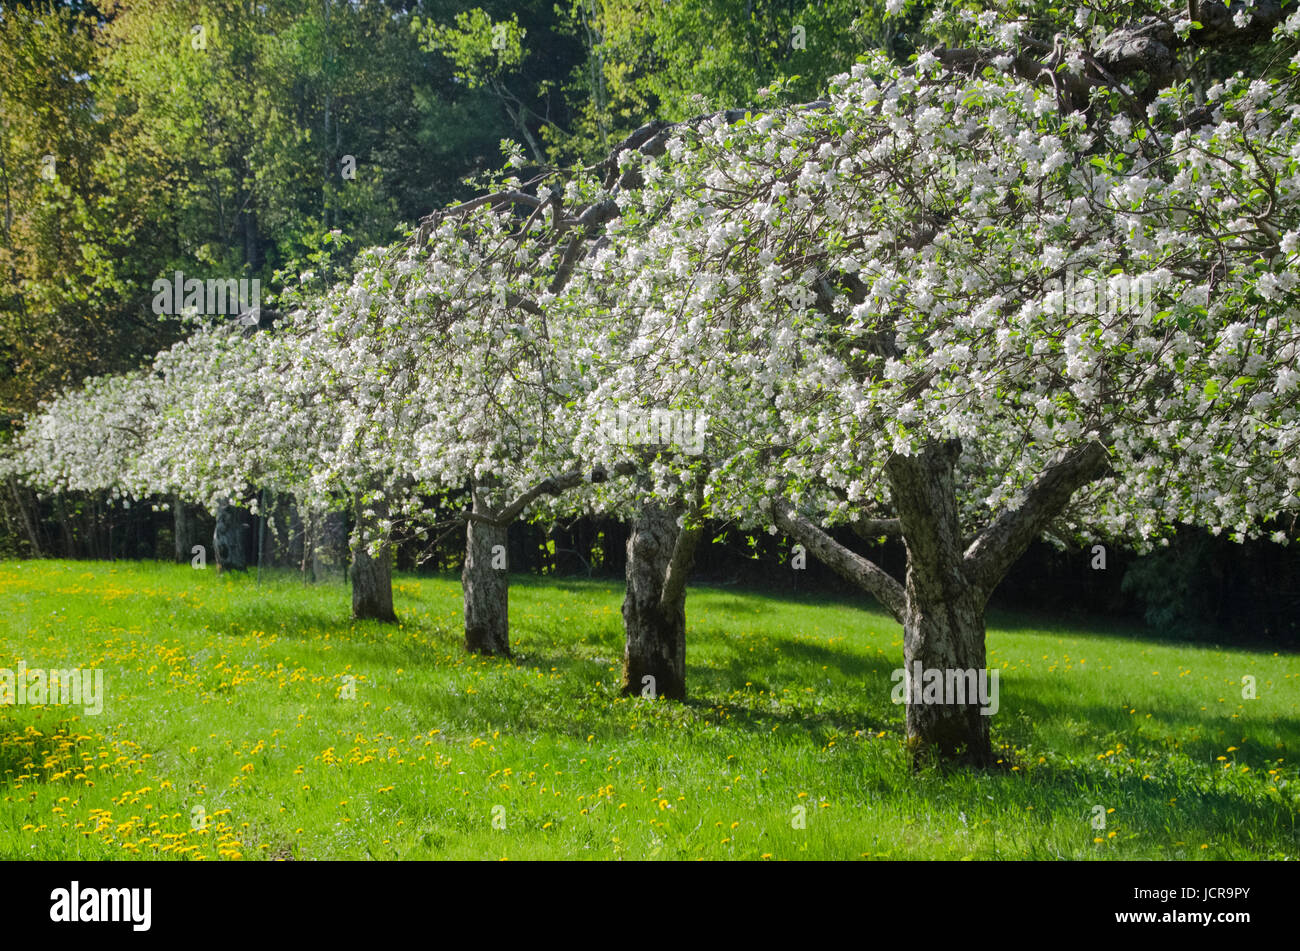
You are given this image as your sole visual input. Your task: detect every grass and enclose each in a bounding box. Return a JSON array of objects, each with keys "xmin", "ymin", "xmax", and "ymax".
[{"xmin": 0, "ymin": 558, "xmax": 1295, "ymax": 860}]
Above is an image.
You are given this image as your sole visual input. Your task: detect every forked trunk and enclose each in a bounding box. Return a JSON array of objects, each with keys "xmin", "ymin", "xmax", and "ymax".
[
  {"xmin": 463, "ymin": 482, "xmax": 510, "ymax": 656},
  {"xmin": 776, "ymin": 439, "xmax": 1110, "ymax": 769},
  {"xmin": 621, "ymin": 504, "xmax": 690, "ymax": 700}
]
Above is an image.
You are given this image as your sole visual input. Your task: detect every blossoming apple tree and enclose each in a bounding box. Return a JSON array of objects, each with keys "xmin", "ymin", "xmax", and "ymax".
[{"xmin": 564, "ymin": 11, "xmax": 1300, "ymax": 763}]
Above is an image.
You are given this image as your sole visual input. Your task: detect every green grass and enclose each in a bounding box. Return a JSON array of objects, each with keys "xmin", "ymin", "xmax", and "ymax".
[{"xmin": 0, "ymin": 559, "xmax": 1296, "ymax": 860}]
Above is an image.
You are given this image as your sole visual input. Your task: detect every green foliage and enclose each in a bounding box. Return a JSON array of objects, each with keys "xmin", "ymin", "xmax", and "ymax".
[
  {"xmin": 415, "ymin": 8, "xmax": 528, "ymax": 86},
  {"xmin": 0, "ymin": 4, "xmax": 165, "ymax": 422},
  {"xmin": 0, "ymin": 0, "xmax": 560, "ymax": 426},
  {"xmin": 553, "ymin": 0, "xmax": 933, "ymax": 160},
  {"xmin": 413, "ymin": 1, "xmax": 589, "ymax": 164}
]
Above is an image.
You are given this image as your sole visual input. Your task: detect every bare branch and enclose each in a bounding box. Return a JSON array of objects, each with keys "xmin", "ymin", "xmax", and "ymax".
[
  {"xmin": 771, "ymin": 498, "xmax": 906, "ymax": 622},
  {"xmin": 963, "ymin": 441, "xmax": 1112, "ymax": 600}
]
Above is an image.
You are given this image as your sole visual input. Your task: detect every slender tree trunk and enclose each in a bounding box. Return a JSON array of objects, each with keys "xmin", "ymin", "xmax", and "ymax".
[
  {"xmin": 300, "ymin": 504, "xmax": 322, "ymax": 583},
  {"xmin": 351, "ymin": 493, "xmax": 396, "ymax": 622},
  {"xmin": 243, "ymin": 208, "xmax": 262, "ymax": 272},
  {"xmin": 288, "ymin": 501, "xmax": 306, "ymax": 577},
  {"xmin": 463, "ymin": 481, "xmax": 510, "ymax": 655},
  {"xmin": 173, "ymin": 495, "xmax": 193, "ymax": 563},
  {"xmin": 621, "ymin": 504, "xmax": 695, "ymax": 700},
  {"xmin": 8, "ymin": 476, "xmax": 42, "ymax": 557},
  {"xmin": 213, "ymin": 499, "xmax": 246, "ymax": 572},
  {"xmin": 301, "ymin": 506, "xmax": 316, "ymax": 582}
]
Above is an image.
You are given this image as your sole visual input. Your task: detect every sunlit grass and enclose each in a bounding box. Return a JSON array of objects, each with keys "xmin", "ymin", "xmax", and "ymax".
[{"xmin": 0, "ymin": 559, "xmax": 1295, "ymax": 860}]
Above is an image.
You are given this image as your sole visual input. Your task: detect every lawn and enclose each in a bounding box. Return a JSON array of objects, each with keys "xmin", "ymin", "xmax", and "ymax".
[{"xmin": 0, "ymin": 559, "xmax": 1295, "ymax": 860}]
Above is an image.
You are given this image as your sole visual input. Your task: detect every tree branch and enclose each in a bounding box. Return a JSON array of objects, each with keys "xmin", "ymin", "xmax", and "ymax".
[
  {"xmin": 771, "ymin": 498, "xmax": 906, "ymax": 622},
  {"xmin": 852, "ymin": 517, "xmax": 902, "ymax": 540},
  {"xmin": 933, "ymin": 2, "xmax": 1288, "ymax": 108},
  {"xmin": 963, "ymin": 441, "xmax": 1112, "ymax": 599},
  {"xmin": 659, "ymin": 477, "xmax": 706, "ymax": 612},
  {"xmin": 496, "ymin": 469, "xmax": 586, "ymax": 525},
  {"xmin": 495, "ymin": 460, "xmax": 639, "ymax": 526}
]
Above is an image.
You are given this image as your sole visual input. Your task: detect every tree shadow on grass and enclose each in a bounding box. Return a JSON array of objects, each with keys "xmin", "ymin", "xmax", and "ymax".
[
  {"xmin": 998, "ymin": 691, "xmax": 1299, "ymax": 765},
  {"xmin": 985, "ymin": 605, "xmax": 1298, "ymax": 657},
  {"xmin": 691, "ymin": 581, "xmax": 881, "ymax": 612},
  {"xmin": 1011, "ymin": 759, "xmax": 1297, "ymax": 845},
  {"xmin": 508, "ymin": 646, "xmax": 618, "ymax": 691},
  {"xmin": 508, "ymin": 575, "xmax": 622, "ymax": 597},
  {"xmin": 674, "ymin": 691, "xmax": 897, "ymax": 742}
]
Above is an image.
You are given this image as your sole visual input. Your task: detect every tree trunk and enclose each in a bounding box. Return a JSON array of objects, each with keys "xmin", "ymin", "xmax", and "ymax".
[
  {"xmin": 774, "ymin": 440, "xmax": 1110, "ymax": 770},
  {"xmin": 900, "ymin": 585, "xmax": 992, "ymax": 767},
  {"xmin": 887, "ymin": 441, "xmax": 993, "ymax": 767},
  {"xmin": 351, "ymin": 493, "xmax": 396, "ymax": 622},
  {"xmin": 300, "ymin": 505, "xmax": 317, "ymax": 582},
  {"xmin": 8, "ymin": 477, "xmax": 42, "ymax": 557},
  {"xmin": 213, "ymin": 499, "xmax": 247, "ymax": 572},
  {"xmin": 288, "ymin": 501, "xmax": 306, "ymax": 576},
  {"xmin": 621, "ymin": 504, "xmax": 693, "ymax": 700},
  {"xmin": 463, "ymin": 481, "xmax": 509, "ymax": 655},
  {"xmin": 173, "ymin": 495, "xmax": 194, "ymax": 563},
  {"xmin": 243, "ymin": 207, "xmax": 262, "ymax": 272}
]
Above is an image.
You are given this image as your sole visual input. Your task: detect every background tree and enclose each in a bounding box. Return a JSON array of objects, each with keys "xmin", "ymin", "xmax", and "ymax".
[{"xmin": 551, "ymin": 0, "xmax": 934, "ymax": 160}]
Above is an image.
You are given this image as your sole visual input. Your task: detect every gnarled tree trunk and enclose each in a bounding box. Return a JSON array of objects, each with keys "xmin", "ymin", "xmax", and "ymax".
[
  {"xmin": 621, "ymin": 503, "xmax": 700, "ymax": 700},
  {"xmin": 463, "ymin": 480, "xmax": 510, "ymax": 655},
  {"xmin": 887, "ymin": 441, "xmax": 993, "ymax": 766},
  {"xmin": 351, "ymin": 493, "xmax": 396, "ymax": 622},
  {"xmin": 774, "ymin": 438, "xmax": 1111, "ymax": 768}
]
